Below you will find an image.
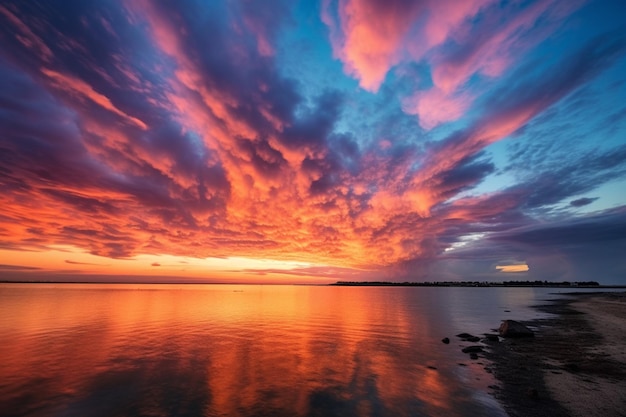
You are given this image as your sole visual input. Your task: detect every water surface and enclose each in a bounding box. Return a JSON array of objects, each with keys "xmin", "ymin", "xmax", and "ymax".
[{"xmin": 0, "ymin": 284, "xmax": 579, "ymax": 417}]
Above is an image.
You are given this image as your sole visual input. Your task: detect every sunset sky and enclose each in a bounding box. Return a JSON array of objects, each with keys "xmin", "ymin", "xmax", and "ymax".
[{"xmin": 1, "ymin": 0, "xmax": 625, "ymax": 284}]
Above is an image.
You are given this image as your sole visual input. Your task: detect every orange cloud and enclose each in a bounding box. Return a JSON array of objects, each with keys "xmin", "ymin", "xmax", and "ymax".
[
  {"xmin": 496, "ymin": 264, "xmax": 529, "ymax": 273},
  {"xmin": 41, "ymin": 69, "xmax": 147, "ymax": 130}
]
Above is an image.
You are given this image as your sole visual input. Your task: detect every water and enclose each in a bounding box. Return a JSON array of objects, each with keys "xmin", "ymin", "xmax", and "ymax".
[{"xmin": 0, "ymin": 284, "xmax": 601, "ymax": 417}]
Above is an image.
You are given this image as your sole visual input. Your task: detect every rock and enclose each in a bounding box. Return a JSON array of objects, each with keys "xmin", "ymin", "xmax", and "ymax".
[
  {"xmin": 484, "ymin": 334, "xmax": 499, "ymax": 342},
  {"xmin": 441, "ymin": 337, "xmax": 450, "ymax": 344},
  {"xmin": 461, "ymin": 345, "xmax": 484, "ymax": 353},
  {"xmin": 527, "ymin": 388, "xmax": 539, "ymax": 399},
  {"xmin": 498, "ymin": 320, "xmax": 534, "ymax": 338},
  {"xmin": 456, "ymin": 333, "xmax": 480, "ymax": 342}
]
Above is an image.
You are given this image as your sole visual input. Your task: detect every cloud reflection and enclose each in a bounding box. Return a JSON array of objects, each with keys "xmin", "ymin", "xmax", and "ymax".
[{"xmin": 0, "ymin": 285, "xmax": 506, "ymax": 416}]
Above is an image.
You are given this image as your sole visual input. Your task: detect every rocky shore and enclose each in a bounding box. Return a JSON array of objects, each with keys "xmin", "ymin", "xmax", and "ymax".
[{"xmin": 481, "ymin": 292, "xmax": 626, "ymax": 417}]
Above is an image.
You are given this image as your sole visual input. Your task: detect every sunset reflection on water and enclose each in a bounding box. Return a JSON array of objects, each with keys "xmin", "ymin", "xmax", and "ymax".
[{"xmin": 0, "ymin": 284, "xmax": 509, "ymax": 417}]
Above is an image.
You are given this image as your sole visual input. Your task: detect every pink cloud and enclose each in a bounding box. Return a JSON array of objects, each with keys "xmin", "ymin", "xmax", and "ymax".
[
  {"xmin": 430, "ymin": 0, "xmax": 581, "ymax": 93},
  {"xmin": 420, "ymin": 0, "xmax": 586, "ymax": 129},
  {"xmin": 402, "ymin": 87, "xmax": 473, "ymax": 130},
  {"xmin": 238, "ymin": 2, "xmax": 287, "ymax": 57},
  {"xmin": 322, "ymin": 0, "xmax": 493, "ymax": 92},
  {"xmin": 322, "ymin": 0, "xmax": 423, "ymax": 91},
  {"xmin": 42, "ymin": 69, "xmax": 147, "ymax": 130},
  {"xmin": 323, "ymin": 0, "xmax": 585, "ymax": 129}
]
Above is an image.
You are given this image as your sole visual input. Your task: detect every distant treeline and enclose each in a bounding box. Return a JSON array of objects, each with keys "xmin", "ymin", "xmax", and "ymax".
[{"xmin": 332, "ymin": 280, "xmax": 602, "ymax": 287}]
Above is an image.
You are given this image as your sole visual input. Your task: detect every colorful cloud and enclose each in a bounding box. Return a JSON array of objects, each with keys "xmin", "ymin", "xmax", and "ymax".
[{"xmin": 0, "ymin": 0, "xmax": 625, "ymax": 283}]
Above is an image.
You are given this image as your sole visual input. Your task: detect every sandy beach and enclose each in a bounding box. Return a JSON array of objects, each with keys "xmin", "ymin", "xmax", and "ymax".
[{"xmin": 485, "ymin": 292, "xmax": 626, "ymax": 417}]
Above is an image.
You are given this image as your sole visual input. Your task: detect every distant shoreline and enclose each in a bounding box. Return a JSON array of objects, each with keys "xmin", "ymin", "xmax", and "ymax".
[
  {"xmin": 331, "ymin": 281, "xmax": 626, "ymax": 288},
  {"xmin": 1, "ymin": 280, "xmax": 625, "ymax": 289}
]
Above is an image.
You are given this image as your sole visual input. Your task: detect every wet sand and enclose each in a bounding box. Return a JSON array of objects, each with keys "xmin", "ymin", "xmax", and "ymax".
[{"xmin": 483, "ymin": 292, "xmax": 626, "ymax": 417}]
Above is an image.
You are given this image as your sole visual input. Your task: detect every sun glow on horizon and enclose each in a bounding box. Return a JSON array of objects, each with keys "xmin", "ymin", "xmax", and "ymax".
[{"xmin": 0, "ymin": 246, "xmax": 346, "ymax": 283}]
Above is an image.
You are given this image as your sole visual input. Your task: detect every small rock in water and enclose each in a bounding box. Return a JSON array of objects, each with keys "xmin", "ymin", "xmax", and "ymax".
[
  {"xmin": 456, "ymin": 333, "xmax": 480, "ymax": 342},
  {"xmin": 461, "ymin": 346, "xmax": 484, "ymax": 353},
  {"xmin": 484, "ymin": 334, "xmax": 499, "ymax": 342},
  {"xmin": 441, "ymin": 337, "xmax": 450, "ymax": 344},
  {"xmin": 498, "ymin": 320, "xmax": 534, "ymax": 338}
]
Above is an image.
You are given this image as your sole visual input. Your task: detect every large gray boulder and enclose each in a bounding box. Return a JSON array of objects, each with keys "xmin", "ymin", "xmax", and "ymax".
[{"xmin": 499, "ymin": 320, "xmax": 534, "ymax": 338}]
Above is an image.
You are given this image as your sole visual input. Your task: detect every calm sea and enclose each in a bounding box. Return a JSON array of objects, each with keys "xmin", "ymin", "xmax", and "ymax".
[{"xmin": 0, "ymin": 284, "xmax": 600, "ymax": 417}]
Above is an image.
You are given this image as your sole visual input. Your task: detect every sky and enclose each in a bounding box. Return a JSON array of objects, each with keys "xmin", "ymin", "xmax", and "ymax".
[{"xmin": 0, "ymin": 0, "xmax": 625, "ymax": 284}]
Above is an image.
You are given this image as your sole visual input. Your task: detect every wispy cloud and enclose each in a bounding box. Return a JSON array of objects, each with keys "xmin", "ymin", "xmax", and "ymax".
[
  {"xmin": 0, "ymin": 264, "xmax": 41, "ymax": 271},
  {"xmin": 65, "ymin": 260, "xmax": 106, "ymax": 266}
]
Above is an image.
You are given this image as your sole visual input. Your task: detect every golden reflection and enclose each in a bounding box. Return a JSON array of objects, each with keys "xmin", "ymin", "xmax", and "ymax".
[{"xmin": 0, "ymin": 284, "xmax": 500, "ymax": 416}]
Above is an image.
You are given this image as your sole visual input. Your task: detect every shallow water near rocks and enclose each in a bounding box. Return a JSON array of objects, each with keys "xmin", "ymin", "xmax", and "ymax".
[{"xmin": 0, "ymin": 284, "xmax": 609, "ymax": 417}]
